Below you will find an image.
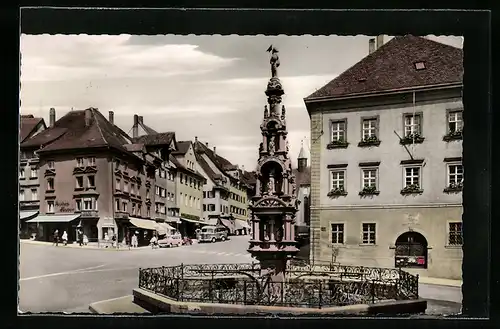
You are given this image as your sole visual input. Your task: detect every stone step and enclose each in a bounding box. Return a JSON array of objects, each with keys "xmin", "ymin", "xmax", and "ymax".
[{"xmin": 89, "ymin": 295, "xmax": 150, "ymax": 314}]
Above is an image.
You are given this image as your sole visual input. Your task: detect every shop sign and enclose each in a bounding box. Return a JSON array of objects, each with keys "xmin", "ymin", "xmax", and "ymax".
[{"xmin": 55, "ymin": 200, "xmax": 74, "ymax": 213}]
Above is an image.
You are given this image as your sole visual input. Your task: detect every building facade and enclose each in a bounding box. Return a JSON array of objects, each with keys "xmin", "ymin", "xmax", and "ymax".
[
  {"xmin": 193, "ymin": 139, "xmax": 252, "ymax": 234},
  {"xmin": 171, "ymin": 141, "xmax": 205, "ymax": 237},
  {"xmin": 19, "ymin": 113, "xmax": 47, "ymax": 236},
  {"xmin": 293, "ymin": 142, "xmax": 311, "ymax": 242},
  {"xmin": 304, "ymin": 36, "xmax": 464, "ymax": 279},
  {"xmin": 21, "ymin": 108, "xmax": 163, "ymax": 245}
]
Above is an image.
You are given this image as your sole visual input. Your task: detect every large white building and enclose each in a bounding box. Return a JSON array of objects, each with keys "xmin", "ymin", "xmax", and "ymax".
[{"xmin": 304, "ymin": 35, "xmax": 464, "ymax": 279}]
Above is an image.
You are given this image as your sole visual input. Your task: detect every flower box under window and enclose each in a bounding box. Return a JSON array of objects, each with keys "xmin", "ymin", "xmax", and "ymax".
[
  {"xmin": 327, "ymin": 187, "xmax": 348, "ymax": 197},
  {"xmin": 443, "ymin": 130, "xmax": 463, "ymax": 142},
  {"xmin": 444, "ymin": 182, "xmax": 463, "ymax": 193},
  {"xmin": 359, "ymin": 186, "xmax": 380, "ymax": 196},
  {"xmin": 358, "ymin": 136, "xmax": 381, "ymax": 147},
  {"xmin": 327, "ymin": 139, "xmax": 349, "ymax": 149},
  {"xmin": 399, "ymin": 133, "xmax": 425, "ymax": 145},
  {"xmin": 400, "ymin": 184, "xmax": 423, "ymax": 195}
]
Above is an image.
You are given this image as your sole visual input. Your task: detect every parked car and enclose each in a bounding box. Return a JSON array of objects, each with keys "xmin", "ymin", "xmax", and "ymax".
[
  {"xmin": 198, "ymin": 226, "xmax": 228, "ymax": 243},
  {"xmin": 158, "ymin": 233, "xmax": 183, "ymax": 248}
]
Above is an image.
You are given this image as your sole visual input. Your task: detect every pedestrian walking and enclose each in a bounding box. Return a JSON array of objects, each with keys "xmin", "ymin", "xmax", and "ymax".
[
  {"xmin": 125, "ymin": 231, "xmax": 131, "ymax": 250},
  {"xmin": 62, "ymin": 231, "xmax": 68, "ymax": 246},
  {"xmin": 78, "ymin": 229, "xmax": 83, "ymax": 246},
  {"xmin": 53, "ymin": 229, "xmax": 59, "ymax": 246},
  {"xmin": 83, "ymin": 234, "xmax": 88, "ymax": 246},
  {"xmin": 131, "ymin": 232, "xmax": 138, "ymax": 248},
  {"xmin": 150, "ymin": 235, "xmax": 158, "ymax": 249},
  {"xmin": 112, "ymin": 234, "xmax": 117, "ymax": 248},
  {"xmin": 104, "ymin": 232, "xmax": 110, "ymax": 248}
]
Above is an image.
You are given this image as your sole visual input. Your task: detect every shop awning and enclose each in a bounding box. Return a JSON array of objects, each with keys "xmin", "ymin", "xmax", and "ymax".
[
  {"xmin": 26, "ymin": 214, "xmax": 81, "ymax": 223},
  {"xmin": 156, "ymin": 222, "xmax": 175, "ymax": 235},
  {"xmin": 219, "ymin": 218, "xmax": 235, "ymax": 231},
  {"xmin": 20, "ymin": 211, "xmax": 38, "ymax": 220},
  {"xmin": 205, "ymin": 218, "xmax": 218, "ymax": 226},
  {"xmin": 129, "ymin": 217, "xmax": 158, "ymax": 231},
  {"xmin": 235, "ymin": 219, "xmax": 251, "ymax": 230},
  {"xmin": 181, "ymin": 217, "xmax": 204, "ymax": 225}
]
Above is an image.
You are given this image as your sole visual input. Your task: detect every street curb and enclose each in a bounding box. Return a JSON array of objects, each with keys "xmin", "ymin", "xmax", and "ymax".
[
  {"xmin": 20, "ymin": 240, "xmax": 149, "ymax": 251},
  {"xmin": 419, "ymin": 281, "xmax": 462, "ymax": 288}
]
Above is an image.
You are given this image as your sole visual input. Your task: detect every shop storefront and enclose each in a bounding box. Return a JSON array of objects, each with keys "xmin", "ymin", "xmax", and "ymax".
[
  {"xmin": 234, "ymin": 219, "xmax": 251, "ymax": 235},
  {"xmin": 218, "ymin": 217, "xmax": 235, "ymax": 235},
  {"xmin": 19, "ymin": 210, "xmax": 39, "ymax": 239},
  {"xmin": 129, "ymin": 217, "xmax": 158, "ymax": 246},
  {"xmin": 180, "ymin": 217, "xmax": 204, "ymax": 239},
  {"xmin": 25, "ymin": 214, "xmax": 82, "ymax": 242}
]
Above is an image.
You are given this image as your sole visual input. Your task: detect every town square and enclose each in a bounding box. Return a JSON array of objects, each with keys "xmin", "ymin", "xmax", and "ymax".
[{"xmin": 19, "ymin": 33, "xmax": 464, "ymax": 316}]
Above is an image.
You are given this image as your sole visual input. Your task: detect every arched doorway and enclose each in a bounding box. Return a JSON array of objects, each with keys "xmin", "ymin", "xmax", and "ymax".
[{"xmin": 395, "ymin": 231, "xmax": 428, "ymax": 269}]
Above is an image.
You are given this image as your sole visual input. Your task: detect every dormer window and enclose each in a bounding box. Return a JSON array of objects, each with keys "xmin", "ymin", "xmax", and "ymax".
[{"xmin": 414, "ymin": 61, "xmax": 426, "ymax": 70}]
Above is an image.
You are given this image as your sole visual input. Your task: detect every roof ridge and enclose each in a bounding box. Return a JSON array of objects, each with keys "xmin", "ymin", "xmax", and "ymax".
[{"xmin": 92, "ymin": 109, "xmax": 109, "ymax": 146}]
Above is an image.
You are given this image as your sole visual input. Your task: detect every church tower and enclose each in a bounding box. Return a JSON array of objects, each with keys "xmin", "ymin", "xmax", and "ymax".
[
  {"xmin": 297, "ymin": 140, "xmax": 308, "ymax": 173},
  {"xmin": 248, "ymin": 46, "xmax": 299, "ymax": 283}
]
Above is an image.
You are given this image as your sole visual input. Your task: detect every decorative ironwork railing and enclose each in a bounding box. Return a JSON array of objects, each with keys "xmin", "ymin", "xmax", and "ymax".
[{"xmin": 138, "ymin": 262, "xmax": 419, "ymax": 308}]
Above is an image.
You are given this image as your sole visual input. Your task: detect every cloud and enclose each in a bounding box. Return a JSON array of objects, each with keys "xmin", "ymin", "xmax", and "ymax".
[{"xmin": 20, "ymin": 34, "xmax": 240, "ymax": 81}]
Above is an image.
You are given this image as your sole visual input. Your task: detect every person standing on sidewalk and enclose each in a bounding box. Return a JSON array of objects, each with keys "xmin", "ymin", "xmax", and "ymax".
[
  {"xmin": 131, "ymin": 233, "xmax": 138, "ymax": 248},
  {"xmin": 83, "ymin": 234, "xmax": 88, "ymax": 246},
  {"xmin": 104, "ymin": 232, "xmax": 110, "ymax": 248},
  {"xmin": 77, "ymin": 229, "xmax": 83, "ymax": 247},
  {"xmin": 53, "ymin": 229, "xmax": 59, "ymax": 246},
  {"xmin": 112, "ymin": 234, "xmax": 117, "ymax": 248},
  {"xmin": 62, "ymin": 231, "xmax": 68, "ymax": 246}
]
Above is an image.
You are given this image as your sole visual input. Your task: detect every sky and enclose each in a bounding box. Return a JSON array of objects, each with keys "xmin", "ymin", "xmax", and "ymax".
[{"xmin": 19, "ymin": 34, "xmax": 463, "ymax": 171}]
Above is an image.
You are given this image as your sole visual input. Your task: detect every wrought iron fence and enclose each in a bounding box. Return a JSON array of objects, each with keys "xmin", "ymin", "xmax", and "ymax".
[{"xmin": 138, "ymin": 262, "xmax": 419, "ymax": 308}]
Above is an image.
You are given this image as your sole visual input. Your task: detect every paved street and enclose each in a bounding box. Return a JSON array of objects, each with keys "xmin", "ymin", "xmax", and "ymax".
[{"xmin": 19, "ymin": 236, "xmax": 461, "ymax": 315}]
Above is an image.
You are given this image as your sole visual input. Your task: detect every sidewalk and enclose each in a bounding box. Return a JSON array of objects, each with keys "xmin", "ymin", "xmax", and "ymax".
[
  {"xmin": 20, "ymin": 239, "xmax": 150, "ymax": 251},
  {"xmin": 418, "ymin": 276, "xmax": 462, "ymax": 288}
]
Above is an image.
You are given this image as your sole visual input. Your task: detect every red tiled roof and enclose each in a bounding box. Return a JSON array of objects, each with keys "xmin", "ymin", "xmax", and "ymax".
[
  {"xmin": 20, "ymin": 115, "xmax": 45, "ymax": 143},
  {"xmin": 305, "ymin": 35, "xmax": 463, "ymax": 100},
  {"xmin": 172, "ymin": 141, "xmax": 192, "ymax": 155},
  {"xmin": 132, "ymin": 132, "xmax": 175, "ymax": 147},
  {"xmin": 23, "ymin": 108, "xmax": 132, "ymax": 154},
  {"xmin": 293, "ymin": 167, "xmax": 311, "ymax": 187}
]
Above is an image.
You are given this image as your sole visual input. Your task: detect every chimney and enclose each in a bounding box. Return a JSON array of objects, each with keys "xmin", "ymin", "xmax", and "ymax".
[
  {"xmin": 369, "ymin": 38, "xmax": 376, "ymax": 54},
  {"xmin": 108, "ymin": 111, "xmax": 114, "ymax": 124},
  {"xmin": 195, "ymin": 136, "xmax": 198, "ymax": 143},
  {"xmin": 132, "ymin": 114, "xmax": 139, "ymax": 138},
  {"xmin": 84, "ymin": 108, "xmax": 92, "ymax": 127},
  {"xmin": 213, "ymin": 146, "xmax": 216, "ymax": 156},
  {"xmin": 49, "ymin": 108, "xmax": 56, "ymax": 128}
]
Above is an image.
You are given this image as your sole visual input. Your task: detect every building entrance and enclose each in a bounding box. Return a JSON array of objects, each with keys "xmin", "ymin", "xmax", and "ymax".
[{"xmin": 395, "ymin": 231, "xmax": 428, "ymax": 269}]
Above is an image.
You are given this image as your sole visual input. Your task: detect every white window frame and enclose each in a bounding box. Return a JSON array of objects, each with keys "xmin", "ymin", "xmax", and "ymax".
[
  {"xmin": 87, "ymin": 157, "xmax": 96, "ymax": 166},
  {"xmin": 362, "ymin": 118, "xmax": 377, "ymax": 139},
  {"xmin": 76, "ymin": 176, "xmax": 84, "ymax": 188},
  {"xmin": 31, "ymin": 188, "xmax": 37, "ymax": 201},
  {"xmin": 330, "ymin": 223, "xmax": 345, "ymax": 245},
  {"xmin": 82, "ymin": 197, "xmax": 97, "ymax": 211},
  {"xmin": 124, "ymin": 182, "xmax": 129, "ymax": 193},
  {"xmin": 361, "ymin": 167, "xmax": 378, "ymax": 189},
  {"xmin": 19, "ymin": 189, "xmax": 25, "ymax": 201},
  {"xmin": 447, "ymin": 162, "xmax": 464, "ymax": 187},
  {"xmin": 404, "ymin": 113, "xmax": 422, "ymax": 136},
  {"xmin": 402, "ymin": 165, "xmax": 422, "ymax": 189},
  {"xmin": 47, "ymin": 177, "xmax": 55, "ymax": 190},
  {"xmin": 330, "ymin": 120, "xmax": 347, "ymax": 142},
  {"xmin": 76, "ymin": 157, "xmax": 85, "ymax": 167},
  {"xmin": 76, "ymin": 199, "xmax": 82, "ymax": 211},
  {"xmin": 447, "ymin": 110, "xmax": 463, "ymax": 133},
  {"xmin": 47, "ymin": 161, "xmax": 55, "ymax": 169},
  {"xmin": 87, "ymin": 175, "xmax": 95, "ymax": 188},
  {"xmin": 19, "ymin": 168, "xmax": 25, "ymax": 179},
  {"xmin": 361, "ymin": 223, "xmax": 376, "ymax": 245},
  {"xmin": 30, "ymin": 166, "xmax": 38, "ymax": 178},
  {"xmin": 115, "ymin": 178, "xmax": 121, "ymax": 190},
  {"xmin": 47, "ymin": 200, "xmax": 55, "ymax": 213},
  {"xmin": 330, "ymin": 169, "xmax": 346, "ymax": 191}
]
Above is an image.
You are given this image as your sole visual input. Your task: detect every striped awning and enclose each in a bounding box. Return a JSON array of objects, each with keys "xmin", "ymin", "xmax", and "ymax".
[
  {"xmin": 181, "ymin": 217, "xmax": 204, "ymax": 225},
  {"xmin": 156, "ymin": 222, "xmax": 175, "ymax": 235},
  {"xmin": 20, "ymin": 211, "xmax": 38, "ymax": 220},
  {"xmin": 26, "ymin": 214, "xmax": 81, "ymax": 223},
  {"xmin": 235, "ymin": 219, "xmax": 251, "ymax": 230}
]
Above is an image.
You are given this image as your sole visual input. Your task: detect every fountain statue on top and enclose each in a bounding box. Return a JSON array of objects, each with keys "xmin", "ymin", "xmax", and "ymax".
[{"xmin": 248, "ymin": 45, "xmax": 299, "ymax": 300}]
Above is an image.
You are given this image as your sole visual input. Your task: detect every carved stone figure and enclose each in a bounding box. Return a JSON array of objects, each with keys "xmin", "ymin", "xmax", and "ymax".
[
  {"xmin": 268, "ymin": 136, "xmax": 275, "ymax": 155},
  {"xmin": 267, "ymin": 46, "xmax": 280, "ymax": 78},
  {"xmin": 281, "ymin": 105, "xmax": 286, "ymax": 120},
  {"xmin": 259, "ymin": 142, "xmax": 263, "ymax": 153},
  {"xmin": 264, "ymin": 105, "xmax": 269, "ymax": 118}
]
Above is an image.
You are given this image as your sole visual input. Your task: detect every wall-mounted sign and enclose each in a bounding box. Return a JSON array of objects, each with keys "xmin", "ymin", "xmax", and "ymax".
[{"xmin": 56, "ymin": 200, "xmax": 74, "ymax": 213}]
